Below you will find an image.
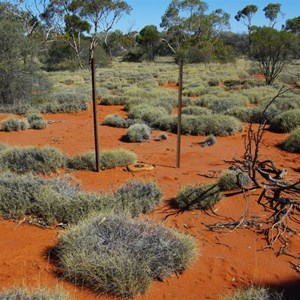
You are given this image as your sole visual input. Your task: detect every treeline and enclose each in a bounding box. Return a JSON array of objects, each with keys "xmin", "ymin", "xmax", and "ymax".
[{"xmin": 0, "ymin": 0, "xmax": 300, "ymax": 106}]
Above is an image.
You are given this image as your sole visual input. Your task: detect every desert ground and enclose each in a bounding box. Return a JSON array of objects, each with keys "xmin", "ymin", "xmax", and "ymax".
[{"xmin": 0, "ymin": 90, "xmax": 299, "ymax": 300}]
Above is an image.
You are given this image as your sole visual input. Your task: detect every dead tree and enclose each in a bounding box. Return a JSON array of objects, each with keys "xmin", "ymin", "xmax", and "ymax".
[{"xmin": 208, "ymin": 86, "xmax": 300, "ymax": 265}]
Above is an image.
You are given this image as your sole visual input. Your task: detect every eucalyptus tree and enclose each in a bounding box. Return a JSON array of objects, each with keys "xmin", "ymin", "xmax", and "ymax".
[
  {"xmin": 235, "ymin": 4, "xmax": 258, "ymax": 52},
  {"xmin": 136, "ymin": 25, "xmax": 160, "ymax": 61},
  {"xmin": 251, "ymin": 27, "xmax": 298, "ymax": 85},
  {"xmin": 284, "ymin": 16, "xmax": 300, "ymax": 35},
  {"xmin": 263, "ymin": 3, "xmax": 283, "ymax": 28},
  {"xmin": 160, "ymin": 0, "xmax": 230, "ymax": 62}
]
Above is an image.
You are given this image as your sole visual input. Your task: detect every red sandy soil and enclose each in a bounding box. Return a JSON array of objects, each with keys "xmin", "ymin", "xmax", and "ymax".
[{"xmin": 0, "ymin": 101, "xmax": 299, "ymax": 300}]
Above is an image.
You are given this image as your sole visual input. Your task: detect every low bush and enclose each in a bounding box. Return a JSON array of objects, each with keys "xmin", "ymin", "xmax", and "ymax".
[
  {"xmin": 269, "ymin": 109, "xmax": 300, "ymax": 133},
  {"xmin": 0, "ymin": 173, "xmax": 110, "ymax": 224},
  {"xmin": 100, "ymin": 148, "xmax": 136, "ymax": 169},
  {"xmin": 175, "ymin": 183, "xmax": 222, "ymax": 210},
  {"xmin": 26, "ymin": 111, "xmax": 48, "ymax": 129},
  {"xmin": 0, "ymin": 286, "xmax": 71, "ymax": 300},
  {"xmin": 67, "ymin": 148, "xmax": 136, "ymax": 171},
  {"xmin": 224, "ymin": 107, "xmax": 253, "ymax": 122},
  {"xmin": 222, "ymin": 286, "xmax": 283, "ymax": 300},
  {"xmin": 100, "ymin": 95, "xmax": 128, "ymax": 106},
  {"xmin": 113, "ymin": 180, "xmax": 163, "ymax": 217},
  {"xmin": 103, "ymin": 114, "xmax": 130, "ymax": 128},
  {"xmin": 152, "ymin": 115, "xmax": 177, "ymax": 131},
  {"xmin": 182, "ymin": 106, "xmax": 212, "ymax": 116},
  {"xmin": 0, "ymin": 146, "xmax": 65, "ymax": 174},
  {"xmin": 281, "ymin": 126, "xmax": 300, "ymax": 153},
  {"xmin": 210, "ymin": 115, "xmax": 243, "ymax": 136},
  {"xmin": 1, "ymin": 117, "xmax": 28, "ymax": 132},
  {"xmin": 56, "ymin": 214, "xmax": 197, "ymax": 298},
  {"xmin": 66, "ymin": 152, "xmax": 96, "ymax": 171},
  {"xmin": 218, "ymin": 170, "xmax": 251, "ymax": 191},
  {"xmin": 125, "ymin": 124, "xmax": 151, "ymax": 142},
  {"xmin": 128, "ymin": 105, "xmax": 168, "ymax": 126},
  {"xmin": 0, "ymin": 175, "xmax": 162, "ymax": 224}
]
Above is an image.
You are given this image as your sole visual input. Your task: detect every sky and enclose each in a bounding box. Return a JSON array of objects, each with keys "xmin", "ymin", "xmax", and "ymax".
[{"xmin": 113, "ymin": 0, "xmax": 299, "ymax": 33}]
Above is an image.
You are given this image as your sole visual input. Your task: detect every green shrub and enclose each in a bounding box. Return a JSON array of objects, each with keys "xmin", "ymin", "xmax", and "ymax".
[
  {"xmin": 1, "ymin": 117, "xmax": 28, "ymax": 132},
  {"xmin": 269, "ymin": 109, "xmax": 300, "ymax": 133},
  {"xmin": 175, "ymin": 183, "xmax": 222, "ymax": 210},
  {"xmin": 222, "ymin": 286, "xmax": 283, "ymax": 300},
  {"xmin": 152, "ymin": 115, "xmax": 177, "ymax": 131},
  {"xmin": 67, "ymin": 149, "xmax": 136, "ymax": 171},
  {"xmin": 29, "ymin": 119, "xmax": 48, "ymax": 129},
  {"xmin": 0, "ymin": 173, "xmax": 111, "ymax": 224},
  {"xmin": 0, "ymin": 146, "xmax": 65, "ymax": 174},
  {"xmin": 100, "ymin": 148, "xmax": 136, "ymax": 169},
  {"xmin": 281, "ymin": 126, "xmax": 300, "ymax": 153},
  {"xmin": 128, "ymin": 105, "xmax": 168, "ymax": 126},
  {"xmin": 103, "ymin": 114, "xmax": 130, "ymax": 128},
  {"xmin": 182, "ymin": 106, "xmax": 212, "ymax": 116},
  {"xmin": 0, "ymin": 143, "xmax": 8, "ymax": 152},
  {"xmin": 0, "ymin": 174, "xmax": 163, "ymax": 224},
  {"xmin": 57, "ymin": 214, "xmax": 197, "ymax": 298},
  {"xmin": 66, "ymin": 152, "xmax": 96, "ymax": 171},
  {"xmin": 126, "ymin": 124, "xmax": 151, "ymax": 142},
  {"xmin": 113, "ymin": 180, "xmax": 163, "ymax": 217},
  {"xmin": 224, "ymin": 107, "xmax": 253, "ymax": 122},
  {"xmin": 0, "ymin": 286, "xmax": 71, "ymax": 300},
  {"xmin": 210, "ymin": 115, "xmax": 243, "ymax": 136},
  {"xmin": 100, "ymin": 95, "xmax": 128, "ymax": 106},
  {"xmin": 218, "ymin": 170, "xmax": 251, "ymax": 191}
]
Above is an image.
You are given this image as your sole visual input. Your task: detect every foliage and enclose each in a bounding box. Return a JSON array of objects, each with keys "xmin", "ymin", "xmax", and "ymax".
[
  {"xmin": 269, "ymin": 109, "xmax": 300, "ymax": 132},
  {"xmin": 0, "ymin": 174, "xmax": 163, "ymax": 224},
  {"xmin": 1, "ymin": 117, "xmax": 28, "ymax": 132},
  {"xmin": 67, "ymin": 148, "xmax": 136, "ymax": 171},
  {"xmin": 218, "ymin": 170, "xmax": 251, "ymax": 191},
  {"xmin": 263, "ymin": 3, "xmax": 282, "ymax": 28},
  {"xmin": 160, "ymin": 0, "xmax": 230, "ymax": 63},
  {"xmin": 136, "ymin": 25, "xmax": 160, "ymax": 61},
  {"xmin": 175, "ymin": 183, "xmax": 222, "ymax": 210},
  {"xmin": 56, "ymin": 214, "xmax": 196, "ymax": 298},
  {"xmin": 127, "ymin": 105, "xmax": 168, "ymax": 126},
  {"xmin": 26, "ymin": 111, "xmax": 47, "ymax": 129},
  {"xmin": 222, "ymin": 286, "xmax": 283, "ymax": 300},
  {"xmin": 0, "ymin": 8, "xmax": 49, "ymax": 106},
  {"xmin": 99, "ymin": 148, "xmax": 136, "ymax": 169},
  {"xmin": 0, "ymin": 146, "xmax": 65, "ymax": 174},
  {"xmin": 0, "ymin": 286, "xmax": 71, "ymax": 300},
  {"xmin": 281, "ymin": 126, "xmax": 300, "ymax": 153},
  {"xmin": 250, "ymin": 27, "xmax": 298, "ymax": 85},
  {"xmin": 125, "ymin": 124, "xmax": 151, "ymax": 142},
  {"xmin": 283, "ymin": 16, "xmax": 300, "ymax": 35},
  {"xmin": 0, "ymin": 172, "xmax": 109, "ymax": 224},
  {"xmin": 113, "ymin": 180, "xmax": 163, "ymax": 217},
  {"xmin": 103, "ymin": 114, "xmax": 130, "ymax": 128}
]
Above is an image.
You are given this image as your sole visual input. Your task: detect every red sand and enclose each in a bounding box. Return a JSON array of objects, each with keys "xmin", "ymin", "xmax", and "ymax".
[{"xmin": 0, "ymin": 102, "xmax": 299, "ymax": 300}]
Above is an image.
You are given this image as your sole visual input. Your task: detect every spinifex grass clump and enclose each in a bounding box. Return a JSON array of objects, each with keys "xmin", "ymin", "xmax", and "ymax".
[
  {"xmin": 218, "ymin": 170, "xmax": 251, "ymax": 191},
  {"xmin": 0, "ymin": 286, "xmax": 71, "ymax": 300},
  {"xmin": 175, "ymin": 183, "xmax": 222, "ymax": 210},
  {"xmin": 281, "ymin": 126, "xmax": 300, "ymax": 153},
  {"xmin": 1, "ymin": 117, "xmax": 28, "ymax": 132},
  {"xmin": 222, "ymin": 286, "xmax": 283, "ymax": 300},
  {"xmin": 269, "ymin": 109, "xmax": 300, "ymax": 133},
  {"xmin": 125, "ymin": 123, "xmax": 151, "ymax": 142},
  {"xmin": 0, "ymin": 173, "xmax": 110, "ymax": 224},
  {"xmin": 113, "ymin": 180, "xmax": 163, "ymax": 217},
  {"xmin": 57, "ymin": 214, "xmax": 197, "ymax": 299},
  {"xmin": 26, "ymin": 110, "xmax": 48, "ymax": 129},
  {"xmin": 0, "ymin": 146, "xmax": 65, "ymax": 174},
  {"xmin": 66, "ymin": 148, "xmax": 136, "ymax": 171},
  {"xmin": 103, "ymin": 114, "xmax": 130, "ymax": 128},
  {"xmin": 0, "ymin": 174, "xmax": 163, "ymax": 224}
]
